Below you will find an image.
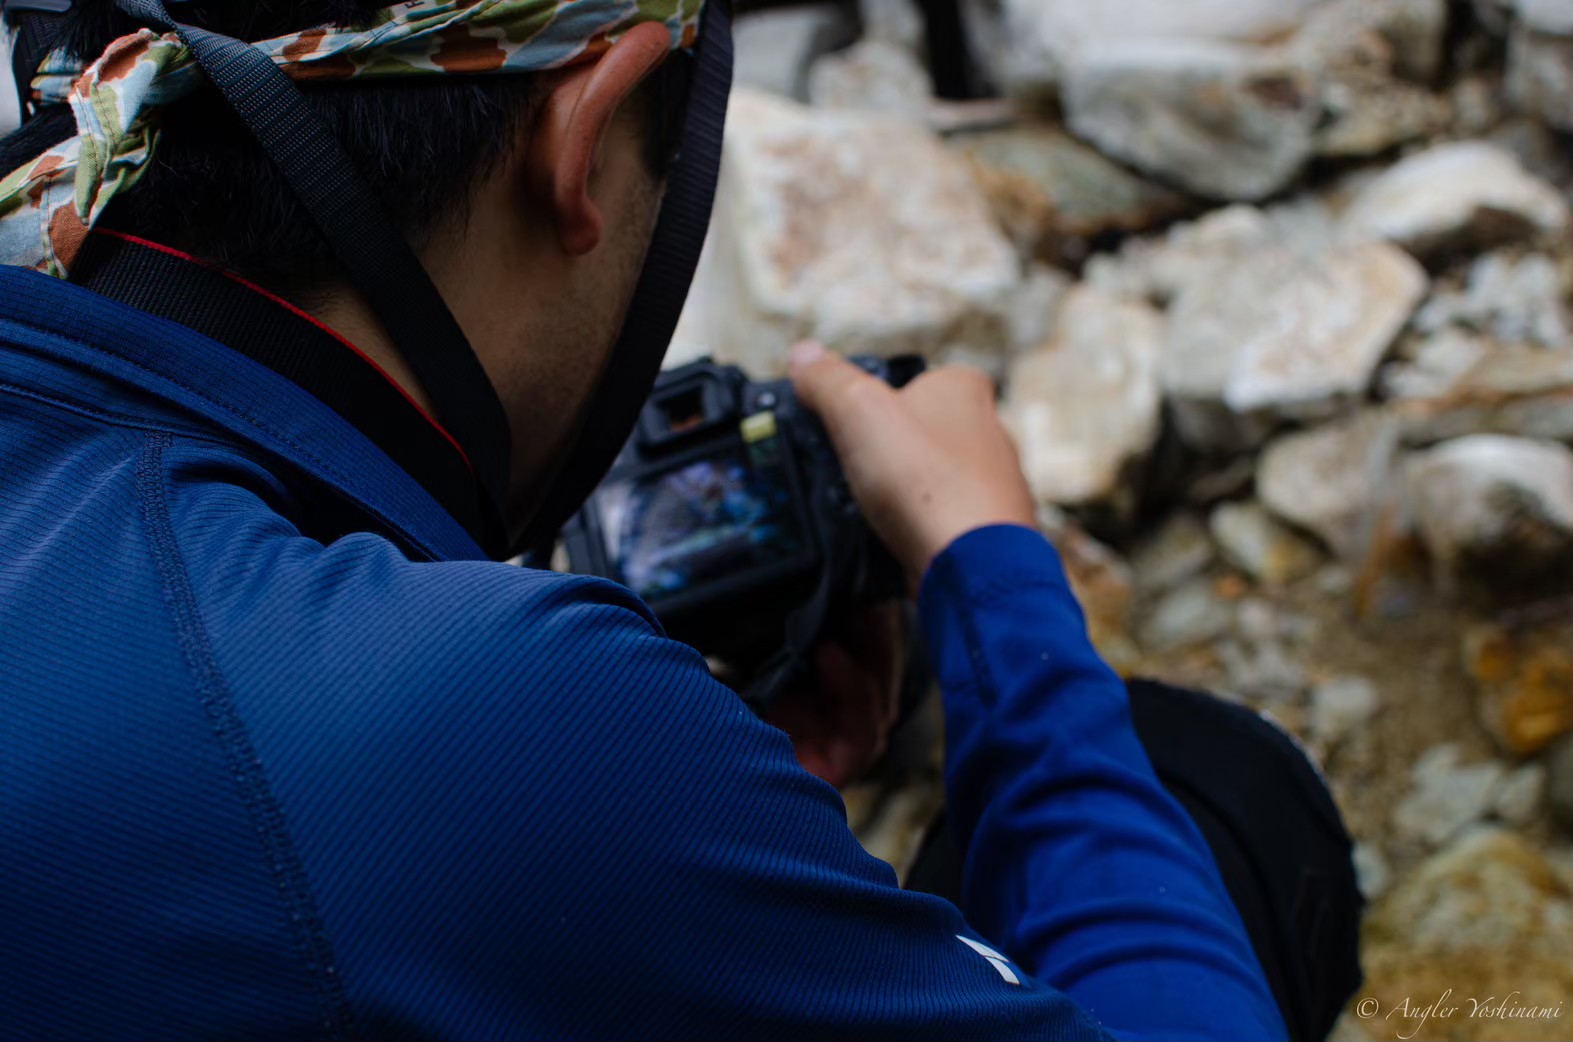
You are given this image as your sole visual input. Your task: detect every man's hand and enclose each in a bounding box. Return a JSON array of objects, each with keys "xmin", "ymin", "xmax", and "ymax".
[
  {"xmin": 788, "ymin": 342, "xmax": 1038, "ymax": 584},
  {"xmin": 766, "ymin": 602, "xmax": 905, "ymax": 788}
]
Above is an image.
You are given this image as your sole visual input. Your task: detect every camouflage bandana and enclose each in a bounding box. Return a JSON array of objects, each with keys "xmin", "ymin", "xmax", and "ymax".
[{"xmin": 0, "ymin": 0, "xmax": 704, "ymax": 277}]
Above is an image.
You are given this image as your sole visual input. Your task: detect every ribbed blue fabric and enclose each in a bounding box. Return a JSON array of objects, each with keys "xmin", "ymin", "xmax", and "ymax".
[{"xmin": 0, "ymin": 268, "xmax": 1284, "ymax": 1041}]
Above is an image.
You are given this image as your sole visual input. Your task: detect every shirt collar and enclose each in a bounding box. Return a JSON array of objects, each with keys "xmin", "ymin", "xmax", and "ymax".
[{"xmin": 68, "ymin": 231, "xmax": 495, "ymax": 552}]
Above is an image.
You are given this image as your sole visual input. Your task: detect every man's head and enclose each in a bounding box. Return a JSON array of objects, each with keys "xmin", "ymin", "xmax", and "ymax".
[{"xmin": 6, "ymin": 0, "xmax": 695, "ymax": 531}]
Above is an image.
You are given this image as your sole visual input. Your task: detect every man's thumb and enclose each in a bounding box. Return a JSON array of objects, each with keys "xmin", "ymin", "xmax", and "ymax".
[{"xmin": 788, "ymin": 342, "xmax": 889, "ymax": 434}]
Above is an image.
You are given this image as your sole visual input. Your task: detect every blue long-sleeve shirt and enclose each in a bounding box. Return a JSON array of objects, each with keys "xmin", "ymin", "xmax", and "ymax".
[{"xmin": 0, "ymin": 264, "xmax": 1285, "ymax": 1040}]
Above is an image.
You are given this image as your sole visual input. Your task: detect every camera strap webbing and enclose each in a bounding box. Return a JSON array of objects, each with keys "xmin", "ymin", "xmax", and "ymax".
[
  {"xmin": 743, "ymin": 523, "xmax": 859, "ymax": 710},
  {"xmin": 112, "ymin": 0, "xmax": 513, "ymax": 556}
]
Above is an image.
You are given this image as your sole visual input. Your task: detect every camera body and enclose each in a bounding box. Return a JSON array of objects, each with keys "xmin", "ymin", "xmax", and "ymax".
[{"xmin": 563, "ymin": 355, "xmax": 923, "ymax": 697}]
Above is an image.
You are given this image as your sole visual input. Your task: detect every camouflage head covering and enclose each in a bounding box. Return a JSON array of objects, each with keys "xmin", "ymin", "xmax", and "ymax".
[{"xmin": 0, "ymin": 0, "xmax": 704, "ymax": 276}]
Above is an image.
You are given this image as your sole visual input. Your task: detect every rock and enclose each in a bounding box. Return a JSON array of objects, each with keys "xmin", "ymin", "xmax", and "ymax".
[
  {"xmin": 686, "ymin": 88, "xmax": 1019, "ymax": 374},
  {"xmin": 1352, "ymin": 841, "xmax": 1392, "ymax": 900},
  {"xmin": 1392, "ymin": 345, "xmax": 1573, "ymax": 445},
  {"xmin": 1162, "ymin": 242, "xmax": 1426, "ymax": 451},
  {"xmin": 1493, "ymin": 763, "xmax": 1548, "ymax": 824},
  {"xmin": 959, "ymin": 0, "xmax": 1322, "ymax": 105},
  {"xmin": 1404, "ymin": 435, "xmax": 1573, "ymax": 590},
  {"xmin": 733, "ymin": 5, "xmax": 858, "ymax": 102},
  {"xmin": 1548, "ymin": 733, "xmax": 1573, "ymax": 832},
  {"xmin": 1379, "ymin": 328, "xmax": 1494, "ymax": 402},
  {"xmin": 1342, "ymin": 141, "xmax": 1573, "ymax": 261},
  {"xmin": 1130, "ymin": 513, "xmax": 1217, "ymax": 595},
  {"xmin": 807, "ymin": 40, "xmax": 934, "ymax": 122},
  {"xmin": 1463, "ymin": 619, "xmax": 1573, "ymax": 756},
  {"xmin": 1414, "ymin": 251, "xmax": 1573, "ymax": 349},
  {"xmin": 1210, "ymin": 500, "xmax": 1324, "ymax": 586},
  {"xmin": 1363, "ymin": 828, "xmax": 1573, "ymax": 1037},
  {"xmin": 1310, "ymin": 676, "xmax": 1382, "ymax": 746},
  {"xmin": 1290, "ymin": 0, "xmax": 1451, "ymax": 158},
  {"xmin": 1259, "ymin": 411, "xmax": 1403, "ymax": 559},
  {"xmin": 1219, "ymin": 636, "xmax": 1310, "ymax": 703},
  {"xmin": 1523, "ymin": 55, "xmax": 1573, "ymax": 132},
  {"xmin": 1520, "ymin": 0, "xmax": 1573, "ymax": 35},
  {"xmin": 1001, "ymin": 263, "xmax": 1072, "ymax": 357},
  {"xmin": 1002, "ymin": 287, "xmax": 1164, "ymax": 509},
  {"xmin": 1140, "ymin": 577, "xmax": 1234, "ymax": 652},
  {"xmin": 956, "ymin": 125, "xmax": 1192, "ymax": 265},
  {"xmin": 1392, "ymin": 744, "xmax": 1508, "ymax": 847},
  {"xmin": 1062, "ymin": 40, "xmax": 1321, "ymax": 202}
]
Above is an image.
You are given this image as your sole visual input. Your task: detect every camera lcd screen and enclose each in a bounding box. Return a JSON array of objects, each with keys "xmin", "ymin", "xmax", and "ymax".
[{"xmin": 597, "ymin": 451, "xmax": 807, "ymax": 602}]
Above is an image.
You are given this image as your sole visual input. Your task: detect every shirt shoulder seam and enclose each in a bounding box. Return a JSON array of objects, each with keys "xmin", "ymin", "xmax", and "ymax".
[{"xmin": 134, "ymin": 431, "xmax": 359, "ymax": 1040}]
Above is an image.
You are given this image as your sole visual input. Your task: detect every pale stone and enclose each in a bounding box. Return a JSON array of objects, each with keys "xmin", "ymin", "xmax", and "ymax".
[
  {"xmin": 1392, "ymin": 744, "xmax": 1509, "ymax": 847},
  {"xmin": 1414, "ymin": 252, "xmax": 1573, "ymax": 349},
  {"xmin": 1062, "ymin": 39, "xmax": 1321, "ymax": 202},
  {"xmin": 1210, "ymin": 500, "xmax": 1324, "ymax": 586},
  {"xmin": 1162, "ymin": 242, "xmax": 1427, "ymax": 450},
  {"xmin": 961, "ymin": 0, "xmax": 1325, "ymax": 102},
  {"xmin": 956, "ymin": 125, "xmax": 1192, "ymax": 264},
  {"xmin": 1363, "ymin": 828, "xmax": 1573, "ymax": 1036},
  {"xmin": 1404, "ymin": 435, "xmax": 1573, "ymax": 583},
  {"xmin": 1494, "ymin": 763, "xmax": 1548, "ymax": 825},
  {"xmin": 1379, "ymin": 329, "xmax": 1493, "ymax": 401},
  {"xmin": 807, "ymin": 40, "xmax": 933, "ymax": 122},
  {"xmin": 1002, "ymin": 264, "xmax": 1072, "ymax": 357},
  {"xmin": 733, "ymin": 5, "xmax": 858, "ymax": 101},
  {"xmin": 1518, "ymin": 0, "xmax": 1573, "ymax": 35},
  {"xmin": 1342, "ymin": 141, "xmax": 1573, "ymax": 260},
  {"xmin": 1310, "ymin": 676, "xmax": 1382, "ymax": 745},
  {"xmin": 1003, "ymin": 287, "xmax": 1164, "ymax": 508},
  {"xmin": 1510, "ymin": 23, "xmax": 1573, "ymax": 131},
  {"xmin": 1392, "ymin": 346, "xmax": 1573, "ymax": 444},
  {"xmin": 1140, "ymin": 578, "xmax": 1234, "ymax": 652},
  {"xmin": 1130, "ymin": 513, "xmax": 1217, "ymax": 595},
  {"xmin": 1259, "ymin": 411, "xmax": 1404, "ymax": 559},
  {"xmin": 686, "ymin": 88, "xmax": 1020, "ymax": 375},
  {"xmin": 1291, "ymin": 0, "xmax": 1451, "ymax": 157},
  {"xmin": 1352, "ymin": 841, "xmax": 1392, "ymax": 900}
]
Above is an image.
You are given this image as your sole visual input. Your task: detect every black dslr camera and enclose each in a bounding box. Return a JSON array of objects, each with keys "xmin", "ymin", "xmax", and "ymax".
[{"xmin": 564, "ymin": 355, "xmax": 924, "ymax": 706}]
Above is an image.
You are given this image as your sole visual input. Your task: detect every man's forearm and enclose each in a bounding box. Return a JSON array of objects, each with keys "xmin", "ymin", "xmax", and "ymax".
[{"xmin": 919, "ymin": 524, "xmax": 1288, "ymax": 1041}]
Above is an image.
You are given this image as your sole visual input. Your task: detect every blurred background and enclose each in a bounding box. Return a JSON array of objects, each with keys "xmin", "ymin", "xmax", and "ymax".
[{"xmin": 668, "ymin": 1, "xmax": 1573, "ymax": 1039}]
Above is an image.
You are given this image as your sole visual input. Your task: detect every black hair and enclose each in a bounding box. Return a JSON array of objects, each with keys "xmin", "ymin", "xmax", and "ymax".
[{"xmin": 0, "ymin": 0, "xmax": 685, "ymax": 297}]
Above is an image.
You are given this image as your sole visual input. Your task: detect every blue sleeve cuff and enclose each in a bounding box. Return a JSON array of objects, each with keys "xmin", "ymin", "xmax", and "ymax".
[{"xmin": 917, "ymin": 524, "xmax": 1071, "ymax": 622}]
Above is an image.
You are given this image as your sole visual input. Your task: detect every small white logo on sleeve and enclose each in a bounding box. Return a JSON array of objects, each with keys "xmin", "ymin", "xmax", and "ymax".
[{"xmin": 956, "ymin": 935, "xmax": 1020, "ymax": 985}]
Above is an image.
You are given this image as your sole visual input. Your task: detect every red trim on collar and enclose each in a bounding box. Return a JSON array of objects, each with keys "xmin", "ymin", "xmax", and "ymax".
[{"xmin": 93, "ymin": 229, "xmax": 475, "ymax": 474}]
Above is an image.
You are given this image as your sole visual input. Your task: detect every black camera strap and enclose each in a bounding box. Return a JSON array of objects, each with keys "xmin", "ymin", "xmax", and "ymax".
[
  {"xmin": 743, "ymin": 521, "xmax": 860, "ymax": 710},
  {"xmin": 112, "ymin": 0, "xmax": 513, "ymax": 555}
]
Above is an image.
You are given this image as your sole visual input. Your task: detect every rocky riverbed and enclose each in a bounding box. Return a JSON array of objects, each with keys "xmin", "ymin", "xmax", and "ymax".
[{"xmin": 674, "ymin": 0, "xmax": 1573, "ymax": 1036}]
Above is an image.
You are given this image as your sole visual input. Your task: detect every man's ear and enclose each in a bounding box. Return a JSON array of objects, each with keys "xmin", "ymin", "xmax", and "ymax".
[{"xmin": 527, "ymin": 22, "xmax": 672, "ymax": 257}]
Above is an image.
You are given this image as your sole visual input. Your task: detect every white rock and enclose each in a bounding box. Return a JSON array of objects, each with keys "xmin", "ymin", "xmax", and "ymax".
[
  {"xmin": 685, "ymin": 88, "xmax": 1020, "ymax": 375},
  {"xmin": 1509, "ymin": 23, "xmax": 1573, "ymax": 131},
  {"xmin": 1413, "ymin": 252, "xmax": 1573, "ymax": 349},
  {"xmin": 1404, "ymin": 435, "xmax": 1573, "ymax": 581},
  {"xmin": 807, "ymin": 40, "xmax": 934, "ymax": 121},
  {"xmin": 1369, "ymin": 826, "xmax": 1573, "ymax": 960},
  {"xmin": 1379, "ymin": 329, "xmax": 1493, "ymax": 401},
  {"xmin": 1210, "ymin": 500, "xmax": 1323, "ymax": 586},
  {"xmin": 1352, "ymin": 841, "xmax": 1392, "ymax": 900},
  {"xmin": 1131, "ymin": 513, "xmax": 1217, "ymax": 595},
  {"xmin": 1392, "ymin": 744, "xmax": 1509, "ymax": 847},
  {"xmin": 1310, "ymin": 676, "xmax": 1382, "ymax": 745},
  {"xmin": 961, "ymin": 0, "xmax": 1324, "ymax": 102},
  {"xmin": 732, "ymin": 5, "xmax": 857, "ymax": 101},
  {"xmin": 1141, "ymin": 578, "xmax": 1234, "ymax": 652},
  {"xmin": 1493, "ymin": 763, "xmax": 1548, "ymax": 825},
  {"xmin": 1518, "ymin": 0, "xmax": 1573, "ymax": 35},
  {"xmin": 1259, "ymin": 411, "xmax": 1403, "ymax": 559},
  {"xmin": 1002, "ymin": 264, "xmax": 1072, "ymax": 357},
  {"xmin": 1290, "ymin": 0, "xmax": 1451, "ymax": 157},
  {"xmin": 1062, "ymin": 39, "xmax": 1321, "ymax": 202},
  {"xmin": 1342, "ymin": 141, "xmax": 1573, "ymax": 260},
  {"xmin": 1162, "ymin": 242, "xmax": 1427, "ymax": 450},
  {"xmin": 1003, "ymin": 287, "xmax": 1164, "ymax": 507}
]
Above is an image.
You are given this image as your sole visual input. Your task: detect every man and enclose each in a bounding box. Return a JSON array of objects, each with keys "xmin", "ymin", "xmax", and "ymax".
[{"xmin": 0, "ymin": 1, "xmax": 1355, "ymax": 1039}]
